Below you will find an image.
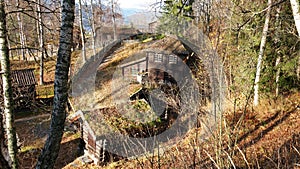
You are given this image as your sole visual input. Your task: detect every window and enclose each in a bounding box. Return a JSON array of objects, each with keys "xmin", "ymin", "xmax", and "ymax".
[
  {"xmin": 131, "ymin": 67, "xmax": 138, "ymax": 75},
  {"xmin": 169, "ymin": 55, "xmax": 178, "ymax": 64},
  {"xmin": 154, "ymin": 53, "xmax": 163, "ymax": 62}
]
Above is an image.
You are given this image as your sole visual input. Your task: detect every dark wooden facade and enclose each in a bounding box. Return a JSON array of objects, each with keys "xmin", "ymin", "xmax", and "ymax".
[
  {"xmin": 74, "ymin": 109, "xmax": 109, "ymax": 165},
  {"xmin": 95, "ymin": 26, "xmax": 141, "ymax": 47},
  {"xmin": 120, "ymin": 51, "xmax": 186, "ymax": 83},
  {"xmin": 0, "ymin": 68, "xmax": 36, "ymax": 108},
  {"xmin": 120, "ymin": 57, "xmax": 148, "ymax": 82}
]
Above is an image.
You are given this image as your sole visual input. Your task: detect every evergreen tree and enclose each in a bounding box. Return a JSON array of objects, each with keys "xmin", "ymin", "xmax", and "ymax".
[{"xmin": 158, "ymin": 0, "xmax": 194, "ymax": 34}]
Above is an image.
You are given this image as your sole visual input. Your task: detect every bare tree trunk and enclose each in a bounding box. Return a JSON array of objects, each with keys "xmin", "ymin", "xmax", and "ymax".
[
  {"xmin": 290, "ymin": 0, "xmax": 300, "ymax": 36},
  {"xmin": 35, "ymin": 0, "xmax": 75, "ymax": 168},
  {"xmin": 16, "ymin": 0, "xmax": 27, "ymax": 61},
  {"xmin": 205, "ymin": 0, "xmax": 211, "ymax": 34},
  {"xmin": 192, "ymin": 0, "xmax": 211, "ymax": 34},
  {"xmin": 297, "ymin": 51, "xmax": 300, "ymax": 80},
  {"xmin": 275, "ymin": 56, "xmax": 281, "ymax": 96},
  {"xmin": 0, "ymin": 122, "xmax": 10, "ymax": 169},
  {"xmin": 36, "ymin": 0, "xmax": 44, "ymax": 85},
  {"xmin": 0, "ymin": 0, "xmax": 18, "ymax": 168},
  {"xmin": 253, "ymin": 0, "xmax": 272, "ymax": 106},
  {"xmin": 89, "ymin": 0, "xmax": 96, "ymax": 56},
  {"xmin": 16, "ymin": 14, "xmax": 25, "ymax": 60},
  {"xmin": 0, "ymin": 100, "xmax": 10, "ymax": 169},
  {"xmin": 275, "ymin": 7, "xmax": 281, "ymax": 97},
  {"xmin": 111, "ymin": 0, "xmax": 117, "ymax": 40},
  {"xmin": 98, "ymin": 0, "xmax": 102, "ymax": 22},
  {"xmin": 78, "ymin": 0, "xmax": 86, "ymax": 62},
  {"xmin": 290, "ymin": 0, "xmax": 300, "ymax": 80},
  {"xmin": 96, "ymin": 0, "xmax": 103, "ymax": 46},
  {"xmin": 0, "ymin": 111, "xmax": 10, "ymax": 169}
]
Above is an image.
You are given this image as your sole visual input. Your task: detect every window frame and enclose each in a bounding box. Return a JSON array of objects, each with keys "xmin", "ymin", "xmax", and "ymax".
[
  {"xmin": 154, "ymin": 53, "xmax": 163, "ymax": 63},
  {"xmin": 168, "ymin": 55, "xmax": 178, "ymax": 64}
]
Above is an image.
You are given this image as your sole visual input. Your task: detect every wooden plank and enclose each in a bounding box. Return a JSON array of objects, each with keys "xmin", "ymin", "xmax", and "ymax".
[{"xmin": 120, "ymin": 57, "xmax": 147, "ymax": 69}]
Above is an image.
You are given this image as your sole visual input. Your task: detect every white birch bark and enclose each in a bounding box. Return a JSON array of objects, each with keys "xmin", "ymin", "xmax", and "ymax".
[
  {"xmin": 36, "ymin": 0, "xmax": 44, "ymax": 85},
  {"xmin": 297, "ymin": 51, "xmax": 300, "ymax": 80},
  {"xmin": 78, "ymin": 0, "xmax": 86, "ymax": 62},
  {"xmin": 16, "ymin": 7, "xmax": 27, "ymax": 61},
  {"xmin": 290, "ymin": 0, "xmax": 300, "ymax": 80},
  {"xmin": 275, "ymin": 7, "xmax": 281, "ymax": 97},
  {"xmin": 89, "ymin": 0, "xmax": 96, "ymax": 56},
  {"xmin": 111, "ymin": 0, "xmax": 117, "ymax": 40},
  {"xmin": 253, "ymin": 0, "xmax": 272, "ymax": 106},
  {"xmin": 290, "ymin": 0, "xmax": 300, "ymax": 37},
  {"xmin": 35, "ymin": 0, "xmax": 75, "ymax": 168},
  {"xmin": 0, "ymin": 0, "xmax": 18, "ymax": 168}
]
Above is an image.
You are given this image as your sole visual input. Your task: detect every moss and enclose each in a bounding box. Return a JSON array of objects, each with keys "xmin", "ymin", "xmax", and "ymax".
[{"xmin": 36, "ymin": 85, "xmax": 54, "ymax": 98}]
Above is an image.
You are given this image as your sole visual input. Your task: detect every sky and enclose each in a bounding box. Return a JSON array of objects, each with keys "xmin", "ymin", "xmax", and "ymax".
[{"xmin": 118, "ymin": 0, "xmax": 158, "ymax": 9}]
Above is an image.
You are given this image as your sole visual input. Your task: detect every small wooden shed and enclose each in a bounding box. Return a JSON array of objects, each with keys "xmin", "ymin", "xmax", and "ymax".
[
  {"xmin": 0, "ymin": 68, "xmax": 37, "ymax": 108},
  {"xmin": 73, "ymin": 108, "xmax": 118, "ymax": 165}
]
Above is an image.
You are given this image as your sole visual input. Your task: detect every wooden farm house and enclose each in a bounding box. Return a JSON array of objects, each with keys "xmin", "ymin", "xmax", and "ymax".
[
  {"xmin": 0, "ymin": 68, "xmax": 36, "ymax": 108},
  {"xmin": 68, "ymin": 36, "xmax": 212, "ymax": 165},
  {"xmin": 120, "ymin": 51, "xmax": 188, "ymax": 83},
  {"xmin": 95, "ymin": 26, "xmax": 141, "ymax": 47}
]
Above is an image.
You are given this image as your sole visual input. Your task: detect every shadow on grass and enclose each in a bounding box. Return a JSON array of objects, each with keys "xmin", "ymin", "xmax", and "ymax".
[
  {"xmin": 192, "ymin": 107, "xmax": 299, "ymax": 169},
  {"xmin": 256, "ymin": 133, "xmax": 300, "ymax": 168},
  {"xmin": 54, "ymin": 138, "xmax": 83, "ymax": 169},
  {"xmin": 18, "ymin": 138, "xmax": 82, "ymax": 169},
  {"xmin": 240, "ymin": 107, "xmax": 298, "ymax": 149},
  {"xmin": 15, "ymin": 97, "xmax": 53, "ymax": 119}
]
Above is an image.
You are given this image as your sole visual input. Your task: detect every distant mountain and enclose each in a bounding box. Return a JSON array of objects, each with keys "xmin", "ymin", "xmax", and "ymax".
[
  {"xmin": 121, "ymin": 8, "xmax": 142, "ymax": 18},
  {"xmin": 122, "ymin": 8, "xmax": 158, "ymax": 30},
  {"xmin": 75, "ymin": 4, "xmax": 158, "ymax": 32}
]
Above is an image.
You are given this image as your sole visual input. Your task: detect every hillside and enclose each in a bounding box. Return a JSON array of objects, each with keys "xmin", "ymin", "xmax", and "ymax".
[
  {"xmin": 12, "ymin": 35, "xmax": 300, "ymax": 169},
  {"xmin": 2, "ymin": 0, "xmax": 300, "ymax": 168}
]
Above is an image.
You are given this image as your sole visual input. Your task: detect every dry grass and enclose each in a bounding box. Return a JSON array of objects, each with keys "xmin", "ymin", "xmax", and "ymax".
[
  {"xmin": 76, "ymin": 37, "xmax": 184, "ymax": 110},
  {"xmin": 16, "ymin": 114, "xmax": 82, "ymax": 169},
  {"xmin": 66, "ymin": 37, "xmax": 300, "ymax": 168},
  {"xmin": 12, "ymin": 37, "xmax": 300, "ymax": 168},
  {"xmin": 73, "ymin": 92, "xmax": 299, "ymax": 169}
]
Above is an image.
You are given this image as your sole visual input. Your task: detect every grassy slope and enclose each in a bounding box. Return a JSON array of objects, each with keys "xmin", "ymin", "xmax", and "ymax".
[
  {"xmin": 13, "ymin": 39, "xmax": 300, "ymax": 168},
  {"xmin": 63, "ymin": 93, "xmax": 300, "ymax": 169}
]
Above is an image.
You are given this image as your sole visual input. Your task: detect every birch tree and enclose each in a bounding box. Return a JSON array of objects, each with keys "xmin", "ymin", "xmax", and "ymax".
[
  {"xmin": 290, "ymin": 0, "xmax": 300, "ymax": 36},
  {"xmin": 83, "ymin": 0, "xmax": 96, "ymax": 56},
  {"xmin": 90, "ymin": 0, "xmax": 96, "ymax": 55},
  {"xmin": 16, "ymin": 0, "xmax": 27, "ymax": 61},
  {"xmin": 35, "ymin": 0, "xmax": 75, "ymax": 168},
  {"xmin": 0, "ymin": 114, "xmax": 10, "ymax": 169},
  {"xmin": 111, "ymin": 0, "xmax": 117, "ymax": 40},
  {"xmin": 290, "ymin": 0, "xmax": 300, "ymax": 80},
  {"xmin": 253, "ymin": 0, "xmax": 272, "ymax": 106},
  {"xmin": 0, "ymin": 0, "xmax": 18, "ymax": 168},
  {"xmin": 36, "ymin": 0, "xmax": 44, "ymax": 85},
  {"xmin": 274, "ymin": 6, "xmax": 281, "ymax": 97},
  {"xmin": 78, "ymin": 0, "xmax": 86, "ymax": 62},
  {"xmin": 193, "ymin": 0, "xmax": 212, "ymax": 34}
]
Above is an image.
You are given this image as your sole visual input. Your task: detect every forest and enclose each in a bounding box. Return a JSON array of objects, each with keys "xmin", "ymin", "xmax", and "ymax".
[{"xmin": 0, "ymin": 0, "xmax": 299, "ymax": 168}]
